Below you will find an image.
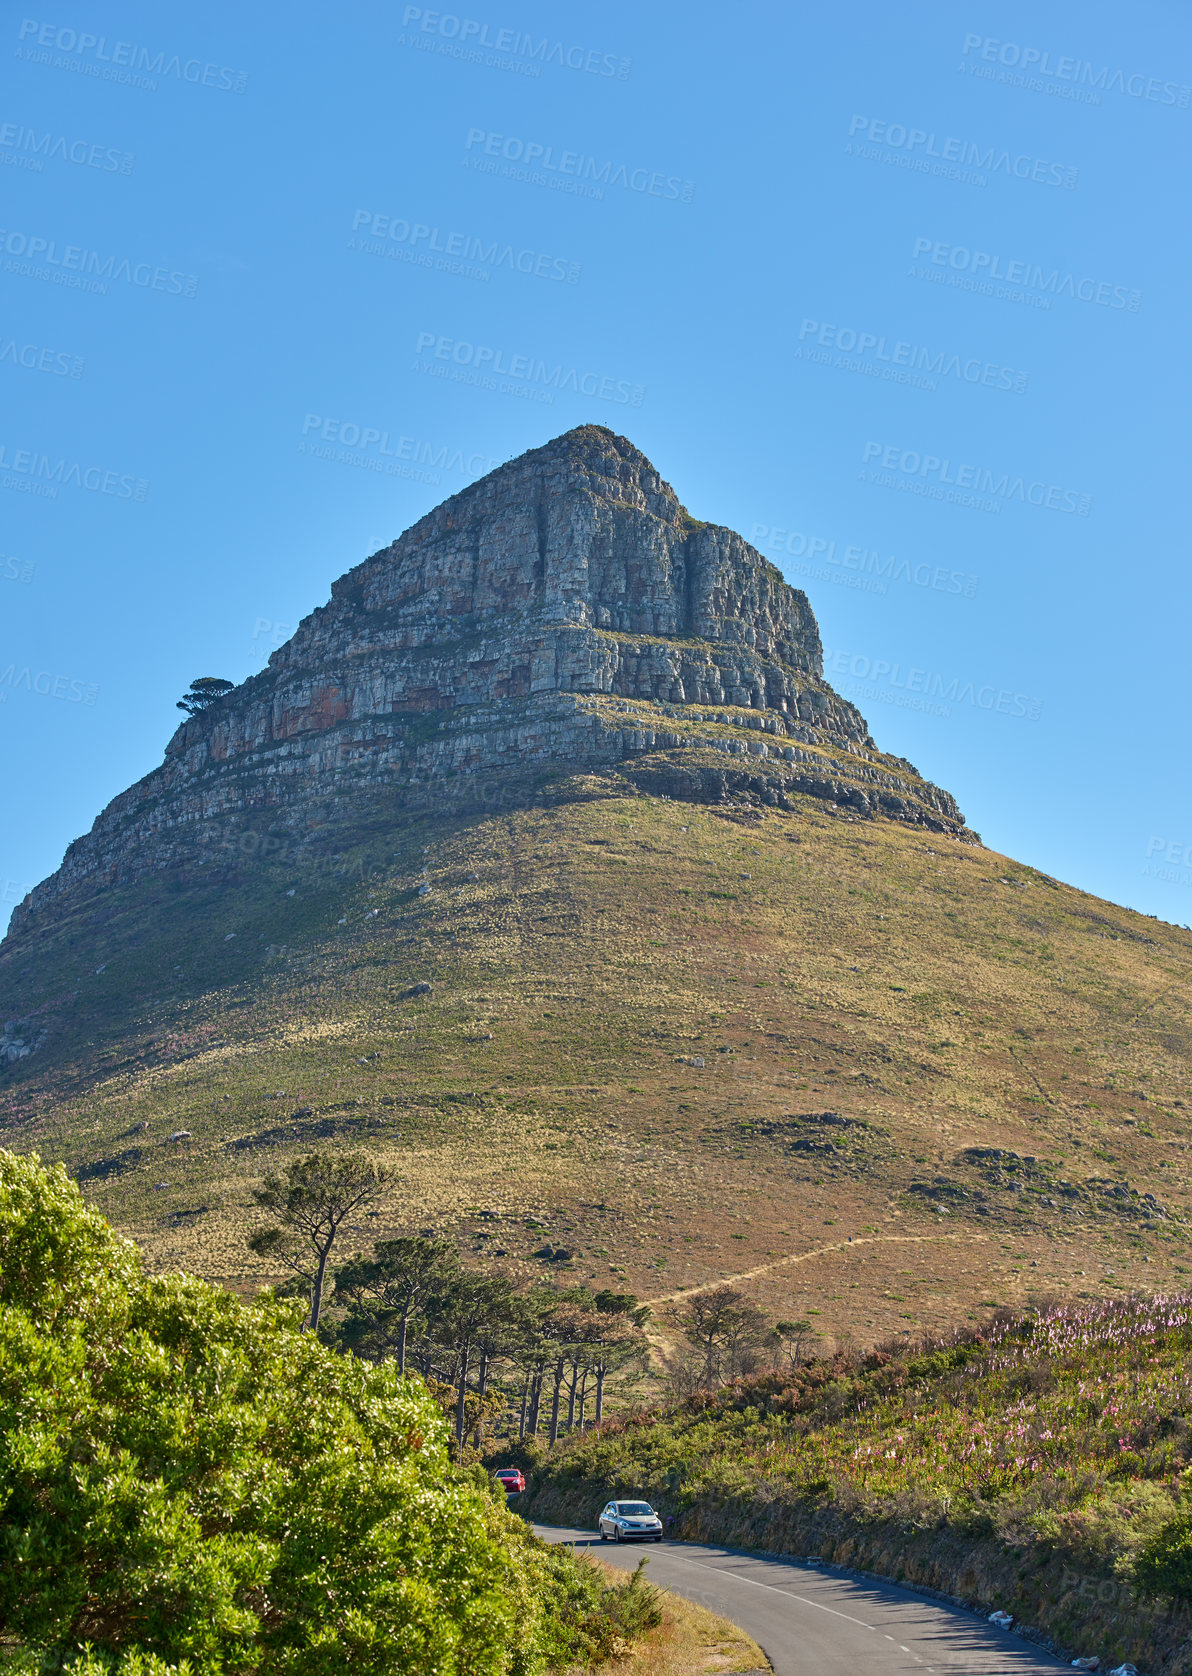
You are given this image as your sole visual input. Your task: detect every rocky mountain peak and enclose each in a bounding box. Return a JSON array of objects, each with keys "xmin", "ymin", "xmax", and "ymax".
[
  {"xmin": 9, "ymin": 430, "xmax": 973, "ymax": 932},
  {"xmin": 261, "ymin": 424, "xmax": 820, "ymax": 697}
]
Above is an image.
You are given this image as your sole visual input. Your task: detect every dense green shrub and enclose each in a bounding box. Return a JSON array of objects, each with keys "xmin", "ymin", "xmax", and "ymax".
[
  {"xmin": 0, "ymin": 1150, "xmax": 612, "ymax": 1674},
  {"xmin": 1134, "ymin": 1507, "xmax": 1192, "ymax": 1604},
  {"xmin": 526, "ymin": 1548, "xmax": 661, "ymax": 1663},
  {"xmin": 483, "ymin": 1436, "xmax": 547, "ymax": 1476},
  {"xmin": 600, "ymin": 1560, "xmax": 664, "ymax": 1639}
]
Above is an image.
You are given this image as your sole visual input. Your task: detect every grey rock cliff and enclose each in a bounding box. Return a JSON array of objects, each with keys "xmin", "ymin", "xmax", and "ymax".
[{"xmin": 10, "ymin": 427, "xmax": 973, "ymax": 929}]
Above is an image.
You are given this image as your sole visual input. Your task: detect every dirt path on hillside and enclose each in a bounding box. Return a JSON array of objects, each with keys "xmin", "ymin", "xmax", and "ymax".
[{"xmin": 645, "ymin": 1232, "xmax": 990, "ymax": 1306}]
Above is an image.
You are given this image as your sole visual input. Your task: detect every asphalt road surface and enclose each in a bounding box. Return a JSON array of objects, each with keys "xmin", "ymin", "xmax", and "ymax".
[{"xmin": 534, "ymin": 1524, "xmax": 1072, "ymax": 1675}]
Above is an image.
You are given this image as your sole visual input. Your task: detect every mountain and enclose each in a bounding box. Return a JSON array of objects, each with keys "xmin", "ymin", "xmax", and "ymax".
[
  {"xmin": 2, "ymin": 427, "xmax": 1189, "ymax": 1334},
  {"xmin": 12, "ymin": 425, "xmax": 970, "ymax": 926}
]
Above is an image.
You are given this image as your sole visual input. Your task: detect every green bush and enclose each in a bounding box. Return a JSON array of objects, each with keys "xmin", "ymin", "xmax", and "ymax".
[
  {"xmin": 0, "ymin": 1150, "xmax": 603, "ymax": 1674},
  {"xmin": 527, "ymin": 1554, "xmax": 662, "ymax": 1664},
  {"xmin": 1134, "ymin": 1508, "xmax": 1192, "ymax": 1603},
  {"xmin": 997, "ymin": 1478, "xmax": 1176, "ymax": 1571},
  {"xmin": 482, "ymin": 1436, "xmax": 546, "ymax": 1476},
  {"xmin": 602, "ymin": 1560, "xmax": 664, "ymax": 1638}
]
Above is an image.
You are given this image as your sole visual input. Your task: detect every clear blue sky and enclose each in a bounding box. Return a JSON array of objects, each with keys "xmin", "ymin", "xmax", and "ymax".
[{"xmin": 2, "ymin": 0, "xmax": 1189, "ymax": 930}]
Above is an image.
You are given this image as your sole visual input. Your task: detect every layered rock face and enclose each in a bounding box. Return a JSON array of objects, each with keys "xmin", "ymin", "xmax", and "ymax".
[{"xmin": 11, "ymin": 427, "xmax": 973, "ymax": 929}]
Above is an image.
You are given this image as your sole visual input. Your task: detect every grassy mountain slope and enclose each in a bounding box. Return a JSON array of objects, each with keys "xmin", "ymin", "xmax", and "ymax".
[{"xmin": 2, "ymin": 766, "xmax": 1191, "ymax": 1337}]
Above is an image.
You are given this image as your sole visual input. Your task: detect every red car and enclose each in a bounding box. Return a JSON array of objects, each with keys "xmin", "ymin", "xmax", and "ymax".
[{"xmin": 494, "ymin": 1468, "xmax": 525, "ymax": 1495}]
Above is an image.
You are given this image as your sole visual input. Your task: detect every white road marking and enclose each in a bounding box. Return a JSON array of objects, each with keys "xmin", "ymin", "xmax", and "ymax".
[
  {"xmin": 645, "ymin": 1547, "xmax": 879, "ymax": 1630},
  {"xmin": 559, "ymin": 1532, "xmax": 1058, "ymax": 1672}
]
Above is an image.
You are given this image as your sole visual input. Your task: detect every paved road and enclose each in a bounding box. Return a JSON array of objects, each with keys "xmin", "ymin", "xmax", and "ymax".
[{"xmin": 533, "ymin": 1524, "xmax": 1072, "ymax": 1675}]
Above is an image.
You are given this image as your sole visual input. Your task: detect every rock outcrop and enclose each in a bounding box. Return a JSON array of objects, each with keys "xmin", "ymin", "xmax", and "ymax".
[{"xmin": 10, "ymin": 427, "xmax": 974, "ymax": 930}]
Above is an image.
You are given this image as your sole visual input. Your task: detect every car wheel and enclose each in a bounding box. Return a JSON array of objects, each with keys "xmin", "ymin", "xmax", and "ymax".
[
  {"xmin": 654, "ymin": 1535, "xmax": 663, "ymax": 1542},
  {"xmin": 613, "ymin": 1526, "xmax": 622, "ymax": 1542},
  {"xmin": 600, "ymin": 1527, "xmax": 608, "ymax": 1542}
]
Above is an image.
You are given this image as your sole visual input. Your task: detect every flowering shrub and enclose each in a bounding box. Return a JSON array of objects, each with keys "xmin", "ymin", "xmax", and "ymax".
[{"xmin": 529, "ymin": 1295, "xmax": 1192, "ymax": 1595}]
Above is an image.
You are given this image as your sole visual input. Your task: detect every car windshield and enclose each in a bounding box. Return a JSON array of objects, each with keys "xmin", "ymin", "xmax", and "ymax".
[{"xmin": 617, "ymin": 1503, "xmax": 654, "ymax": 1516}]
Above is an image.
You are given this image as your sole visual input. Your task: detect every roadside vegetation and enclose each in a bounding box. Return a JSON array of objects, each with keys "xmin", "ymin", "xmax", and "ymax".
[
  {"xmin": 573, "ymin": 1559, "xmax": 769, "ymax": 1675},
  {"xmin": 525, "ymin": 1286, "xmax": 1192, "ymax": 1674},
  {"xmin": 5, "ymin": 779, "xmax": 1192, "ymax": 1666},
  {"xmin": 0, "ymin": 1150, "xmax": 662, "ymax": 1674}
]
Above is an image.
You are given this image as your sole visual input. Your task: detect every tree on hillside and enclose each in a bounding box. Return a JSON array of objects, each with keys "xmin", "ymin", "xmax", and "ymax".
[
  {"xmin": 248, "ymin": 1149, "xmax": 389, "ymax": 1331},
  {"xmin": 176, "ymin": 675, "xmax": 235, "ymax": 715},
  {"xmin": 536, "ymin": 1297, "xmax": 600, "ymax": 1446},
  {"xmin": 557, "ymin": 1290, "xmax": 652, "ymax": 1434},
  {"xmin": 591, "ymin": 1288, "xmax": 651, "ymax": 1327},
  {"xmin": 590, "ymin": 1289, "xmax": 651, "ymax": 1421},
  {"xmin": 517, "ymin": 1288, "xmax": 649, "ymax": 1444},
  {"xmin": 332, "ymin": 1247, "xmax": 548, "ymax": 1458},
  {"xmin": 589, "ymin": 1313, "xmax": 650, "ymax": 1425},
  {"xmin": 774, "ymin": 1317, "xmax": 819, "ymax": 1367},
  {"xmin": 332, "ymin": 1236, "xmax": 461, "ymax": 1373},
  {"xmin": 511, "ymin": 1299, "xmax": 557, "ymax": 1441},
  {"xmin": 436, "ymin": 1271, "xmax": 526, "ymax": 1460},
  {"xmin": 324, "ymin": 1244, "xmax": 654, "ymax": 1448},
  {"xmin": 561, "ymin": 1309, "xmax": 606, "ymax": 1435},
  {"xmin": 663, "ymin": 1285, "xmax": 776, "ymax": 1395}
]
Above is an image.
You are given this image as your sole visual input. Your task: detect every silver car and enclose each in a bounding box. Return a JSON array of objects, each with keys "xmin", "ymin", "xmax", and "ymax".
[{"xmin": 598, "ymin": 1499, "xmax": 663, "ymax": 1542}]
